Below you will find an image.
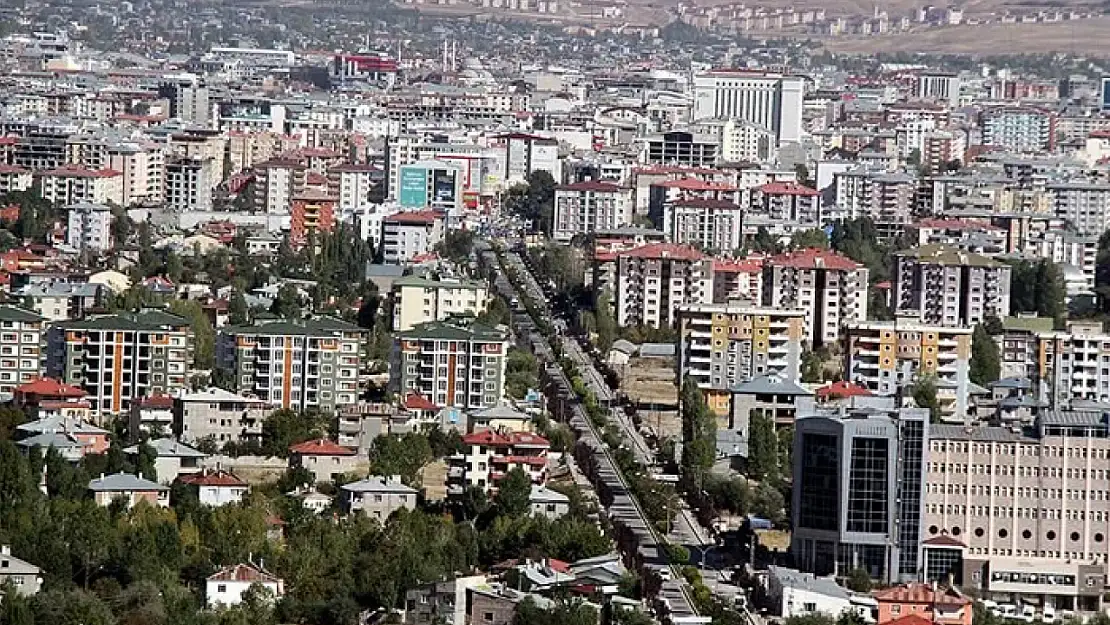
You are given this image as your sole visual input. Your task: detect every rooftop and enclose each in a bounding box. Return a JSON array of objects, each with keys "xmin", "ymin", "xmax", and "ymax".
[
  {"xmin": 88, "ymin": 471, "xmax": 168, "ymax": 492},
  {"xmin": 289, "ymin": 438, "xmax": 357, "ymax": 456}
]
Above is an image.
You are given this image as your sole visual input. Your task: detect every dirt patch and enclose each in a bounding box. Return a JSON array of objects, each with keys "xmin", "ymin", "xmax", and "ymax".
[
  {"xmin": 422, "ymin": 459, "xmax": 449, "ymax": 501},
  {"xmin": 619, "ymin": 356, "xmax": 679, "ymax": 408},
  {"xmin": 820, "ymin": 18, "xmax": 1110, "ymax": 54}
]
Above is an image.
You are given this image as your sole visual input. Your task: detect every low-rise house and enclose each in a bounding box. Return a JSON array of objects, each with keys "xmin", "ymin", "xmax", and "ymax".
[
  {"xmin": 206, "ymin": 563, "xmax": 285, "ymax": 607},
  {"xmin": 14, "ymin": 281, "xmax": 106, "ymax": 321},
  {"xmin": 179, "ymin": 469, "xmax": 249, "ymax": 507},
  {"xmin": 129, "ymin": 394, "xmax": 175, "ymax": 437},
  {"xmin": 404, "ymin": 575, "xmax": 489, "ymax": 625},
  {"xmin": 288, "ymin": 438, "xmax": 360, "ymax": 483},
  {"xmin": 16, "ymin": 431, "xmax": 89, "ymax": 462},
  {"xmin": 124, "ymin": 437, "xmax": 206, "ymax": 484},
  {"xmin": 88, "ymin": 472, "xmax": 170, "ymax": 509},
  {"xmin": 873, "ymin": 584, "xmax": 971, "ymax": 625},
  {"xmin": 729, "ymin": 373, "xmax": 814, "ymax": 429},
  {"xmin": 468, "ymin": 585, "xmax": 552, "ymax": 625},
  {"xmin": 13, "ymin": 378, "xmax": 90, "ymax": 422},
  {"xmin": 470, "ymin": 404, "xmax": 533, "ymax": 433},
  {"xmin": 15, "ymin": 414, "xmax": 110, "ymax": 454},
  {"xmin": 529, "ymin": 485, "xmax": 570, "ymax": 519},
  {"xmin": 0, "ymin": 545, "xmax": 42, "ymax": 597},
  {"xmin": 765, "ymin": 565, "xmax": 861, "ymax": 620},
  {"xmin": 173, "ymin": 387, "xmax": 272, "ymax": 447},
  {"xmin": 447, "ymin": 430, "xmax": 550, "ymax": 497},
  {"xmin": 340, "ymin": 475, "xmax": 418, "ymax": 520}
]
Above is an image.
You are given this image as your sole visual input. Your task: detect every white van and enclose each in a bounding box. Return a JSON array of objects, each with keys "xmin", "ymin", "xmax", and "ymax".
[
  {"xmin": 1020, "ymin": 605, "xmax": 1036, "ymax": 623},
  {"xmin": 1042, "ymin": 605, "xmax": 1056, "ymax": 622},
  {"xmin": 1000, "ymin": 604, "xmax": 1019, "ymax": 620}
]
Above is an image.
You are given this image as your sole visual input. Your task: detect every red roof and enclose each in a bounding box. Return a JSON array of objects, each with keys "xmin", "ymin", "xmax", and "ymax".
[
  {"xmin": 713, "ymin": 258, "xmax": 763, "ymax": 273},
  {"xmin": 558, "ymin": 181, "xmax": 626, "ymax": 192},
  {"xmin": 769, "ymin": 249, "xmax": 860, "ymax": 271},
  {"xmin": 655, "ymin": 178, "xmax": 736, "ymax": 191},
  {"xmin": 914, "ymin": 218, "xmax": 1005, "ymax": 232},
  {"xmin": 670, "ymin": 197, "xmax": 740, "ymax": 209},
  {"xmin": 384, "ymin": 210, "xmax": 439, "ymax": 225},
  {"xmin": 633, "ymin": 166, "xmax": 721, "ymax": 175},
  {"xmin": 404, "ymin": 392, "xmax": 438, "ymax": 411},
  {"xmin": 288, "ymin": 438, "xmax": 357, "ymax": 456},
  {"xmin": 623, "ymin": 242, "xmax": 703, "ymax": 262},
  {"xmin": 15, "ymin": 377, "xmax": 86, "ymax": 398},
  {"xmin": 41, "ymin": 166, "xmax": 122, "ymax": 178},
  {"xmin": 873, "ymin": 584, "xmax": 970, "ymax": 607},
  {"xmin": 305, "ymin": 171, "xmax": 328, "ymax": 186},
  {"xmin": 923, "ymin": 534, "xmax": 967, "ymax": 548},
  {"xmin": 883, "ymin": 615, "xmax": 935, "ymax": 625},
  {"xmin": 207, "ymin": 563, "xmax": 281, "ymax": 584},
  {"xmin": 180, "ymin": 469, "xmax": 248, "ymax": 487},
  {"xmin": 875, "ymin": 281, "xmax": 892, "ymax": 290},
  {"xmin": 816, "ymin": 381, "xmax": 873, "ymax": 399},
  {"xmin": 462, "ymin": 430, "xmax": 549, "ymax": 448},
  {"xmin": 760, "ymin": 182, "xmax": 818, "ymax": 196},
  {"xmin": 138, "ymin": 394, "xmax": 174, "ymax": 409},
  {"xmin": 0, "ymin": 165, "xmax": 29, "ymax": 174},
  {"xmin": 1091, "ymin": 130, "xmax": 1110, "ymax": 139}
]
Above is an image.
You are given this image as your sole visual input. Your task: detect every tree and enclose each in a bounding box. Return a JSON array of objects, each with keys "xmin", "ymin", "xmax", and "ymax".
[
  {"xmin": 794, "ymin": 163, "xmax": 814, "ymax": 187},
  {"xmin": 789, "ymin": 229, "xmax": 829, "ymax": 250},
  {"xmin": 1007, "ymin": 259, "xmax": 1065, "ymax": 325},
  {"xmin": 229, "ymin": 291, "xmax": 250, "ymax": 326},
  {"xmin": 435, "ymin": 229, "xmax": 476, "ymax": 263},
  {"xmin": 476, "ymin": 296, "xmax": 511, "ymax": 327},
  {"xmin": 135, "ymin": 442, "xmax": 158, "ymax": 481},
  {"xmin": 680, "ymin": 377, "xmax": 717, "ymax": 488},
  {"xmin": 801, "ymin": 350, "xmax": 824, "ymax": 383},
  {"xmin": 270, "ymin": 284, "xmax": 303, "ymax": 320},
  {"xmin": 751, "ymin": 481, "xmax": 785, "ymax": 526},
  {"xmin": 595, "ymin": 291, "xmax": 616, "ymax": 353},
  {"xmin": 513, "ymin": 597, "xmax": 598, "ymax": 625},
  {"xmin": 749, "ymin": 226, "xmax": 781, "ymax": 254},
  {"xmin": 261, "ymin": 409, "xmax": 329, "ymax": 458},
  {"xmin": 368, "ymin": 432, "xmax": 433, "ymax": 485},
  {"xmin": 168, "ymin": 299, "xmax": 216, "ymax": 368},
  {"xmin": 505, "ymin": 348, "xmax": 539, "ymax": 400},
  {"xmin": 970, "ymin": 324, "xmax": 1001, "ymax": 386},
  {"xmin": 494, "ymin": 467, "xmax": 532, "ymax": 517},
  {"xmin": 844, "ymin": 567, "xmax": 872, "ymax": 592},
  {"xmin": 0, "ymin": 406, "xmax": 27, "ymax": 440},
  {"xmin": 912, "ymin": 375, "xmax": 942, "ymax": 423},
  {"xmin": 0, "ymin": 579, "xmax": 33, "ymax": 625},
  {"xmin": 747, "ymin": 411, "xmax": 780, "ymax": 484}
]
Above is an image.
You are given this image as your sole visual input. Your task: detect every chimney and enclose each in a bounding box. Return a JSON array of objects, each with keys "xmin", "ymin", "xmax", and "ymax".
[{"xmin": 1, "ymin": 545, "xmax": 10, "ymax": 556}]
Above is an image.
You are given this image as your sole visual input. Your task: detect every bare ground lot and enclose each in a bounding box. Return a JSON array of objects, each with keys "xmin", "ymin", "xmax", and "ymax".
[{"xmin": 820, "ymin": 18, "xmax": 1110, "ymax": 55}]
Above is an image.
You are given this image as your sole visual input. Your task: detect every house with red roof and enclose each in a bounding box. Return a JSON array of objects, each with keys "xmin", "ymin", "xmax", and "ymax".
[
  {"xmin": 14, "ymin": 377, "xmax": 88, "ymax": 414},
  {"xmin": 179, "ymin": 468, "xmax": 250, "ymax": 507},
  {"xmin": 553, "ymin": 181, "xmax": 633, "ymax": 243},
  {"xmin": 614, "ymin": 242, "xmax": 711, "ymax": 329},
  {"xmin": 763, "ymin": 248, "xmax": 870, "ymax": 348},
  {"xmin": 447, "ymin": 430, "xmax": 550, "ymax": 497},
  {"xmin": 815, "ymin": 381, "xmax": 873, "ymax": 403},
  {"xmin": 873, "ymin": 584, "xmax": 971, "ymax": 625},
  {"xmin": 288, "ymin": 438, "xmax": 360, "ymax": 483},
  {"xmin": 206, "ymin": 562, "xmax": 284, "ymax": 607}
]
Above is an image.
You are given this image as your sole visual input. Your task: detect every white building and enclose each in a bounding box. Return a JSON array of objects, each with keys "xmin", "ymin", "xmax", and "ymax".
[
  {"xmin": 179, "ymin": 469, "xmax": 250, "ymax": 507},
  {"xmin": 123, "ymin": 437, "xmax": 206, "ymax": 484},
  {"xmin": 328, "ymin": 163, "xmax": 379, "ymax": 209},
  {"xmin": 39, "ymin": 166, "xmax": 123, "ymax": 206},
  {"xmin": 530, "ymin": 485, "xmax": 570, "ymax": 519},
  {"xmin": 765, "ymin": 566, "xmax": 869, "ymax": 620},
  {"xmin": 206, "ymin": 563, "xmax": 285, "ymax": 607},
  {"xmin": 719, "ymin": 118, "xmax": 777, "ymax": 163},
  {"xmin": 916, "ymin": 73, "xmax": 960, "ymax": 107},
  {"xmin": 391, "ymin": 275, "xmax": 489, "ymax": 332},
  {"xmin": 491, "ymin": 132, "xmax": 561, "ymax": 185},
  {"xmin": 380, "ymin": 210, "xmax": 445, "ymax": 264},
  {"xmin": 614, "ymin": 243, "xmax": 712, "ymax": 329},
  {"xmin": 762, "ymin": 249, "xmax": 869, "ymax": 349},
  {"xmin": 447, "ymin": 430, "xmax": 550, "ymax": 497},
  {"xmin": 553, "ymin": 181, "xmax": 633, "ymax": 242},
  {"xmin": 65, "ymin": 202, "xmax": 113, "ymax": 252},
  {"xmin": 1048, "ymin": 182, "xmax": 1110, "ymax": 236},
  {"xmin": 692, "ymin": 70, "xmax": 805, "ymax": 145}
]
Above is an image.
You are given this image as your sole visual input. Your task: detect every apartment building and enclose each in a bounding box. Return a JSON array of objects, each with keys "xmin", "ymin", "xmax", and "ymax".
[
  {"xmin": 165, "ymin": 158, "xmax": 214, "ymax": 213},
  {"xmin": 712, "ymin": 258, "xmax": 763, "ymax": 305},
  {"xmin": 290, "ymin": 190, "xmax": 337, "ymax": 247},
  {"xmin": 391, "ymin": 276, "xmax": 489, "ymax": 332},
  {"xmin": 981, "ymin": 108, "xmax": 1054, "ymax": 153},
  {"xmin": 252, "ymin": 158, "xmax": 307, "ymax": 215},
  {"xmin": 663, "ymin": 198, "xmax": 743, "ymax": 252},
  {"xmin": 65, "ymin": 202, "xmax": 113, "ymax": 253},
  {"xmin": 446, "ymin": 429, "xmax": 550, "ymax": 497},
  {"xmin": 38, "ymin": 166, "xmax": 123, "ymax": 206},
  {"xmin": 394, "ymin": 321, "xmax": 508, "ymax": 410},
  {"xmin": 762, "ymin": 249, "xmax": 869, "ymax": 349},
  {"xmin": 791, "ymin": 397, "xmax": 929, "ymax": 584},
  {"xmin": 327, "ymin": 163, "xmax": 380, "ymax": 209},
  {"xmin": 1048, "ymin": 183, "xmax": 1110, "ymax": 237},
  {"xmin": 893, "ymin": 245, "xmax": 1012, "ymax": 327},
  {"xmin": 341, "ymin": 476, "xmax": 418, "ymax": 520},
  {"xmin": 14, "ymin": 282, "xmax": 105, "ymax": 322},
  {"xmin": 552, "ymin": 181, "xmax": 633, "ymax": 242},
  {"xmin": 677, "ymin": 303, "xmax": 805, "ymax": 414},
  {"xmin": 47, "ymin": 310, "xmax": 194, "ymax": 421},
  {"xmin": 641, "ymin": 130, "xmax": 721, "ymax": 168},
  {"xmin": 0, "ymin": 306, "xmax": 46, "ymax": 397},
  {"xmin": 753, "ymin": 182, "xmax": 821, "ymax": 227},
  {"xmin": 172, "ymin": 386, "xmax": 273, "ymax": 447},
  {"xmin": 614, "ymin": 243, "xmax": 712, "ymax": 329},
  {"xmin": 1035, "ymin": 320, "xmax": 1110, "ymax": 408},
  {"xmin": 0, "ymin": 164, "xmax": 32, "ymax": 194},
  {"xmin": 491, "ymin": 132, "xmax": 560, "ymax": 185},
  {"xmin": 381, "ymin": 210, "xmax": 445, "ymax": 264},
  {"xmin": 215, "ymin": 317, "xmax": 365, "ymax": 413},
  {"xmin": 107, "ymin": 142, "xmax": 165, "ymax": 206},
  {"xmin": 845, "ymin": 321, "xmax": 974, "ymax": 419},
  {"xmin": 924, "ymin": 415, "xmax": 1110, "ymax": 612}
]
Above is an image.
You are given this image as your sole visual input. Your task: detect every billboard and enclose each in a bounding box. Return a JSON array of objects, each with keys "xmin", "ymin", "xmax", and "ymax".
[
  {"xmin": 1102, "ymin": 77, "xmax": 1110, "ymax": 112},
  {"xmin": 399, "ymin": 167, "xmax": 428, "ymax": 208},
  {"xmin": 432, "ymin": 169, "xmax": 457, "ymax": 204}
]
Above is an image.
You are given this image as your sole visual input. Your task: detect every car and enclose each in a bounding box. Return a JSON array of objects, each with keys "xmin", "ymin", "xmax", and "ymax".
[
  {"xmin": 1042, "ymin": 606, "xmax": 1057, "ymax": 622},
  {"xmin": 1020, "ymin": 605, "xmax": 1036, "ymax": 623},
  {"xmin": 999, "ymin": 604, "xmax": 1019, "ymax": 620}
]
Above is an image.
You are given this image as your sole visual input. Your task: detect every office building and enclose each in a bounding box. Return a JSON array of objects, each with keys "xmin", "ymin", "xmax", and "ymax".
[
  {"xmin": 0, "ymin": 306, "xmax": 46, "ymax": 397},
  {"xmin": 391, "ymin": 275, "xmax": 489, "ymax": 332},
  {"xmin": 924, "ymin": 414, "xmax": 1110, "ymax": 612},
  {"xmin": 398, "ymin": 160, "xmax": 465, "ymax": 215},
  {"xmin": 893, "ymin": 245, "xmax": 1012, "ymax": 327},
  {"xmin": 614, "ymin": 243, "xmax": 712, "ymax": 329},
  {"xmin": 763, "ymin": 249, "xmax": 869, "ymax": 349},
  {"xmin": 215, "ymin": 317, "xmax": 366, "ymax": 413},
  {"xmin": 791, "ymin": 397, "xmax": 929, "ymax": 584},
  {"xmin": 677, "ymin": 303, "xmax": 805, "ymax": 414},
  {"xmin": 845, "ymin": 321, "xmax": 974, "ymax": 419},
  {"xmin": 692, "ymin": 70, "xmax": 805, "ymax": 144},
  {"xmin": 394, "ymin": 320, "xmax": 509, "ymax": 410},
  {"xmin": 381, "ymin": 210, "xmax": 445, "ymax": 264},
  {"xmin": 552, "ymin": 181, "xmax": 633, "ymax": 243},
  {"xmin": 47, "ymin": 310, "xmax": 194, "ymax": 421},
  {"xmin": 65, "ymin": 202, "xmax": 113, "ymax": 253},
  {"xmin": 491, "ymin": 132, "xmax": 560, "ymax": 185}
]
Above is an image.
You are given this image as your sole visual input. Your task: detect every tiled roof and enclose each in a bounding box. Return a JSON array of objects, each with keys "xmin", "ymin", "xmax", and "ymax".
[
  {"xmin": 15, "ymin": 377, "xmax": 86, "ymax": 398},
  {"xmin": 816, "ymin": 381, "xmax": 873, "ymax": 399},
  {"xmin": 654, "ymin": 178, "xmax": 736, "ymax": 191},
  {"xmin": 769, "ymin": 249, "xmax": 860, "ymax": 271},
  {"xmin": 138, "ymin": 394, "xmax": 175, "ymax": 409},
  {"xmin": 403, "ymin": 393, "xmax": 438, "ymax": 411},
  {"xmin": 760, "ymin": 182, "xmax": 818, "ymax": 196},
  {"xmin": 384, "ymin": 210, "xmax": 440, "ymax": 225},
  {"xmin": 179, "ymin": 469, "xmax": 248, "ymax": 487},
  {"xmin": 622, "ymin": 242, "xmax": 703, "ymax": 261},
  {"xmin": 289, "ymin": 438, "xmax": 357, "ymax": 456},
  {"xmin": 207, "ymin": 562, "xmax": 282, "ymax": 584},
  {"xmin": 713, "ymin": 258, "xmax": 763, "ymax": 273},
  {"xmin": 558, "ymin": 181, "xmax": 626, "ymax": 192},
  {"xmin": 461, "ymin": 429, "xmax": 549, "ymax": 448},
  {"xmin": 898, "ymin": 244, "xmax": 1004, "ymax": 268},
  {"xmin": 873, "ymin": 583, "xmax": 970, "ymax": 606},
  {"xmin": 922, "ymin": 534, "xmax": 966, "ymax": 548},
  {"xmin": 670, "ymin": 197, "xmax": 741, "ymax": 209},
  {"xmin": 884, "ymin": 615, "xmax": 934, "ymax": 625}
]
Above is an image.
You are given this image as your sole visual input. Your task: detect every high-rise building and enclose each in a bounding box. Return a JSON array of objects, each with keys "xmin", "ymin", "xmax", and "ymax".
[
  {"xmin": 65, "ymin": 202, "xmax": 113, "ymax": 253},
  {"xmin": 380, "ymin": 210, "xmax": 445, "ymax": 265},
  {"xmin": 0, "ymin": 305, "xmax": 46, "ymax": 396},
  {"xmin": 165, "ymin": 157, "xmax": 213, "ymax": 213},
  {"xmin": 762, "ymin": 249, "xmax": 869, "ymax": 349},
  {"xmin": 290, "ymin": 190, "xmax": 337, "ymax": 247},
  {"xmin": 916, "ymin": 72, "xmax": 961, "ymax": 107},
  {"xmin": 893, "ymin": 245, "xmax": 1012, "ymax": 327},
  {"xmin": 1048, "ymin": 182, "xmax": 1110, "ymax": 237},
  {"xmin": 39, "ymin": 166, "xmax": 123, "ymax": 206},
  {"xmin": 47, "ymin": 310, "xmax": 195, "ymax": 422},
  {"xmin": 327, "ymin": 163, "xmax": 380, "ymax": 210},
  {"xmin": 552, "ymin": 182, "xmax": 633, "ymax": 243},
  {"xmin": 845, "ymin": 321, "xmax": 974, "ymax": 419},
  {"xmin": 692, "ymin": 70, "xmax": 805, "ymax": 145},
  {"xmin": 1035, "ymin": 320, "xmax": 1110, "ymax": 407},
  {"xmin": 614, "ymin": 243, "xmax": 713, "ymax": 329},
  {"xmin": 158, "ymin": 81, "xmax": 211, "ymax": 126},
  {"xmin": 791, "ymin": 397, "xmax": 929, "ymax": 584},
  {"xmin": 215, "ymin": 317, "xmax": 366, "ymax": 414},
  {"xmin": 677, "ymin": 303, "xmax": 805, "ymax": 414},
  {"xmin": 394, "ymin": 320, "xmax": 509, "ymax": 410}
]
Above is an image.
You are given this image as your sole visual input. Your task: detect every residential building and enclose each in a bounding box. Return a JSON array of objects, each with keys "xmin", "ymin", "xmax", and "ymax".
[
  {"xmin": 340, "ymin": 475, "xmax": 419, "ymax": 520},
  {"xmin": 1048, "ymin": 183, "xmax": 1110, "ymax": 237},
  {"xmin": 753, "ymin": 182, "xmax": 821, "ymax": 227},
  {"xmin": 14, "ymin": 282, "xmax": 106, "ymax": 321},
  {"xmin": 215, "ymin": 317, "xmax": 365, "ymax": 413},
  {"xmin": 65, "ymin": 202, "xmax": 113, "ymax": 253},
  {"xmin": 0, "ymin": 305, "xmax": 46, "ymax": 397},
  {"xmin": 981, "ymin": 108, "xmax": 1054, "ymax": 153},
  {"xmin": 404, "ymin": 575, "xmax": 490, "ymax": 625},
  {"xmin": 172, "ymin": 386, "xmax": 272, "ymax": 447},
  {"xmin": 470, "ymin": 404, "xmax": 533, "ymax": 433},
  {"xmin": 128, "ymin": 394, "xmax": 175, "ymax": 437},
  {"xmin": 88, "ymin": 472, "xmax": 170, "ymax": 509},
  {"xmin": 206, "ymin": 563, "xmax": 284, "ymax": 607},
  {"xmin": 1035, "ymin": 320, "xmax": 1110, "ymax": 407},
  {"xmin": 16, "ymin": 414, "xmax": 109, "ymax": 455},
  {"xmin": 0, "ymin": 164, "xmax": 33, "ymax": 194},
  {"xmin": 924, "ymin": 414, "xmax": 1110, "ymax": 612},
  {"xmin": 165, "ymin": 157, "xmax": 214, "ymax": 212},
  {"xmin": 288, "ymin": 438, "xmax": 360, "ymax": 483},
  {"xmin": 893, "ymin": 245, "xmax": 1011, "ymax": 327},
  {"xmin": 391, "ymin": 275, "xmax": 489, "ymax": 332},
  {"xmin": 677, "ymin": 303, "xmax": 806, "ymax": 415},
  {"xmin": 845, "ymin": 322, "xmax": 974, "ymax": 420},
  {"xmin": 996, "ymin": 315, "xmax": 1055, "ymax": 380},
  {"xmin": 530, "ymin": 485, "xmax": 570, "ymax": 518},
  {"xmin": 252, "ymin": 158, "xmax": 306, "ymax": 215},
  {"xmin": 47, "ymin": 310, "xmax": 194, "ymax": 421},
  {"xmin": 446, "ymin": 429, "xmax": 550, "ymax": 496},
  {"xmin": 394, "ymin": 320, "xmax": 509, "ymax": 410},
  {"xmin": 179, "ymin": 469, "xmax": 250, "ymax": 507},
  {"xmin": 491, "ymin": 132, "xmax": 560, "ymax": 185},
  {"xmin": 764, "ymin": 565, "xmax": 856, "ymax": 619},
  {"xmin": 729, "ymin": 373, "xmax": 814, "ymax": 433},
  {"xmin": 0, "ymin": 545, "xmax": 42, "ymax": 597},
  {"xmin": 327, "ymin": 163, "xmax": 379, "ymax": 209},
  {"xmin": 692, "ymin": 70, "xmax": 805, "ymax": 144},
  {"xmin": 641, "ymin": 130, "xmax": 721, "ymax": 167},
  {"xmin": 916, "ymin": 72, "xmax": 961, "ymax": 107},
  {"xmin": 763, "ymin": 249, "xmax": 869, "ymax": 349},
  {"xmin": 13, "ymin": 378, "xmax": 92, "ymax": 424},
  {"xmin": 125, "ymin": 437, "xmax": 205, "ymax": 484},
  {"xmin": 614, "ymin": 243, "xmax": 712, "ymax": 329},
  {"xmin": 381, "ymin": 210, "xmax": 445, "ymax": 264},
  {"xmin": 38, "ymin": 166, "xmax": 123, "ymax": 206},
  {"xmin": 553, "ymin": 181, "xmax": 633, "ymax": 243},
  {"xmin": 719, "ymin": 118, "xmax": 776, "ymax": 162},
  {"xmin": 290, "ymin": 190, "xmax": 337, "ymax": 247},
  {"xmin": 712, "ymin": 258, "xmax": 763, "ymax": 304},
  {"xmin": 791, "ymin": 397, "xmax": 929, "ymax": 584},
  {"xmin": 873, "ymin": 584, "xmax": 972, "ymax": 625},
  {"xmin": 663, "ymin": 198, "xmax": 743, "ymax": 252}
]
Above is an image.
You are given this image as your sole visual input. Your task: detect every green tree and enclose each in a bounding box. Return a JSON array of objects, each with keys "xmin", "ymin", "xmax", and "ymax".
[
  {"xmin": 229, "ymin": 291, "xmax": 250, "ymax": 326},
  {"xmin": 270, "ymin": 284, "xmax": 303, "ymax": 320},
  {"xmin": 749, "ymin": 226, "xmax": 781, "ymax": 254},
  {"xmin": 680, "ymin": 377, "xmax": 717, "ymax": 487},
  {"xmin": 505, "ymin": 348, "xmax": 539, "ymax": 400},
  {"xmin": 801, "ymin": 350, "xmax": 823, "ymax": 383},
  {"xmin": 747, "ymin": 411, "xmax": 780, "ymax": 484},
  {"xmin": 0, "ymin": 579, "xmax": 33, "ymax": 625},
  {"xmin": 970, "ymin": 324, "xmax": 1001, "ymax": 386},
  {"xmin": 595, "ymin": 291, "xmax": 616, "ymax": 353},
  {"xmin": 368, "ymin": 432, "xmax": 433, "ymax": 485},
  {"xmin": 844, "ymin": 567, "xmax": 872, "ymax": 592},
  {"xmin": 435, "ymin": 229, "xmax": 476, "ymax": 263},
  {"xmin": 513, "ymin": 597, "xmax": 598, "ymax": 625},
  {"xmin": 0, "ymin": 406, "xmax": 27, "ymax": 440},
  {"xmin": 261, "ymin": 409, "xmax": 329, "ymax": 458},
  {"xmin": 476, "ymin": 296, "xmax": 511, "ymax": 327},
  {"xmin": 168, "ymin": 299, "xmax": 216, "ymax": 368},
  {"xmin": 912, "ymin": 375, "xmax": 942, "ymax": 423},
  {"xmin": 494, "ymin": 467, "xmax": 532, "ymax": 517},
  {"xmin": 30, "ymin": 588, "xmax": 115, "ymax": 625},
  {"xmin": 789, "ymin": 229, "xmax": 829, "ymax": 250},
  {"xmin": 794, "ymin": 163, "xmax": 814, "ymax": 187},
  {"xmin": 1007, "ymin": 259, "xmax": 1065, "ymax": 325},
  {"xmin": 751, "ymin": 481, "xmax": 786, "ymax": 526}
]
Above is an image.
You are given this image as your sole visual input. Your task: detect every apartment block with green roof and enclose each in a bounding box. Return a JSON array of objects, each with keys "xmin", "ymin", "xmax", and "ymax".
[
  {"xmin": 394, "ymin": 321, "xmax": 509, "ymax": 409},
  {"xmin": 215, "ymin": 317, "xmax": 367, "ymax": 414}
]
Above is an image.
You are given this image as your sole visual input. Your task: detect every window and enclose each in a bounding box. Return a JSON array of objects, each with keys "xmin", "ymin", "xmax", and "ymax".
[{"xmin": 217, "ymin": 584, "xmax": 227, "ymax": 593}]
